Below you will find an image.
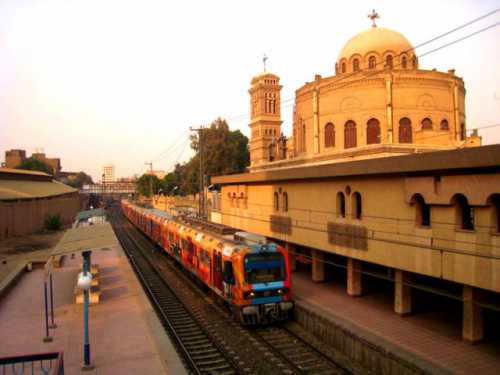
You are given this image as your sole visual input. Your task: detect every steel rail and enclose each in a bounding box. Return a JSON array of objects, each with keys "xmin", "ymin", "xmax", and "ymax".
[{"xmin": 109, "ymin": 209, "xmax": 238, "ymax": 375}]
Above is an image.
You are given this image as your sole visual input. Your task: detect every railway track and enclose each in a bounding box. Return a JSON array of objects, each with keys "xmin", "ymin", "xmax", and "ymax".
[
  {"xmin": 253, "ymin": 326, "xmax": 347, "ymax": 375},
  {"xmin": 111, "ymin": 206, "xmax": 353, "ymax": 375},
  {"xmin": 109, "ymin": 209, "xmax": 238, "ymax": 375}
]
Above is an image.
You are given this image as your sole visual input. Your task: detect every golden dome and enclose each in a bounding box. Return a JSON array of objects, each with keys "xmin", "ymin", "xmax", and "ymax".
[{"xmin": 338, "ymin": 27, "xmax": 414, "ymax": 62}]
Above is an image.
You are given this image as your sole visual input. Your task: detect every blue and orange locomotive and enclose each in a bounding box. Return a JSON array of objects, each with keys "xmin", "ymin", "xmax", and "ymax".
[{"xmin": 121, "ymin": 200, "xmax": 294, "ymax": 324}]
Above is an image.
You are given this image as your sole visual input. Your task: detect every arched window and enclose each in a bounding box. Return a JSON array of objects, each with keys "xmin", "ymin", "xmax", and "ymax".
[
  {"xmin": 335, "ymin": 63, "xmax": 338, "ymax": 74},
  {"xmin": 411, "ymin": 194, "xmax": 431, "ymax": 227},
  {"xmin": 353, "ymin": 58, "xmax": 360, "ymax": 72},
  {"xmin": 440, "ymin": 119, "xmax": 449, "ymax": 130},
  {"xmin": 368, "ymin": 56, "xmax": 376, "ymax": 69},
  {"xmin": 488, "ymin": 194, "xmax": 500, "ymax": 233},
  {"xmin": 399, "ymin": 117, "xmax": 413, "ymax": 143},
  {"xmin": 274, "ymin": 192, "xmax": 279, "ymax": 211},
  {"xmin": 460, "ymin": 123, "xmax": 466, "ymax": 141},
  {"xmin": 324, "ymin": 123, "xmax": 335, "ymax": 148},
  {"xmin": 352, "ymin": 192, "xmax": 362, "ymax": 219},
  {"xmin": 386, "ymin": 55, "xmax": 393, "ymax": 69},
  {"xmin": 412, "ymin": 55, "xmax": 418, "ymax": 69},
  {"xmin": 452, "ymin": 194, "xmax": 474, "ymax": 230},
  {"xmin": 337, "ymin": 192, "xmax": 346, "ymax": 218},
  {"xmin": 366, "ymin": 118, "xmax": 381, "ymax": 144},
  {"xmin": 344, "ymin": 120, "xmax": 357, "ymax": 149},
  {"xmin": 282, "ymin": 192, "xmax": 288, "ymax": 212},
  {"xmin": 401, "ymin": 56, "xmax": 407, "ymax": 69},
  {"xmin": 421, "ymin": 118, "xmax": 433, "ymax": 130},
  {"xmin": 341, "ymin": 62, "xmax": 346, "ymax": 73}
]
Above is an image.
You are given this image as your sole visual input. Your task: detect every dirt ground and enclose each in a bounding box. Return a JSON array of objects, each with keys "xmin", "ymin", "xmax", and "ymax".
[
  {"xmin": 0, "ymin": 231, "xmax": 64, "ymax": 259},
  {"xmin": 0, "ymin": 231, "xmax": 65, "ymax": 282}
]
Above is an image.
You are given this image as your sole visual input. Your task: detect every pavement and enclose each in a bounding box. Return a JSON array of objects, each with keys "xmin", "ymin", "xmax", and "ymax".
[
  {"xmin": 292, "ymin": 269, "xmax": 500, "ymax": 375},
  {"xmin": 0, "ymin": 223, "xmax": 186, "ymax": 375}
]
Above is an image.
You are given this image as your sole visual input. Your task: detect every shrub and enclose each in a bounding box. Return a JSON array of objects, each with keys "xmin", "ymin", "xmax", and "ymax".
[{"xmin": 45, "ymin": 213, "xmax": 62, "ymax": 230}]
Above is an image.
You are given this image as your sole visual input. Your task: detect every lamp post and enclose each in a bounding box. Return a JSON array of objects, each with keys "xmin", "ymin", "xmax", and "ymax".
[{"xmin": 78, "ymin": 250, "xmax": 94, "ymax": 371}]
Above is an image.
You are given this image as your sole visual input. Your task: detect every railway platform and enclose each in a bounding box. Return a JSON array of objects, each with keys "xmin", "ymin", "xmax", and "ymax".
[
  {"xmin": 0, "ymin": 222, "xmax": 186, "ymax": 375},
  {"xmin": 292, "ymin": 270, "xmax": 500, "ymax": 375}
]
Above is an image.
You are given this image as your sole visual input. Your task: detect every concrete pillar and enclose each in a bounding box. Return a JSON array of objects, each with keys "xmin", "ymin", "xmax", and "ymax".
[
  {"xmin": 463, "ymin": 286, "xmax": 483, "ymax": 342},
  {"xmin": 347, "ymin": 258, "xmax": 362, "ymax": 296},
  {"xmin": 394, "ymin": 270, "xmax": 412, "ymax": 315},
  {"xmin": 286, "ymin": 243, "xmax": 296, "ymax": 272},
  {"xmin": 311, "ymin": 249, "xmax": 324, "ymax": 282}
]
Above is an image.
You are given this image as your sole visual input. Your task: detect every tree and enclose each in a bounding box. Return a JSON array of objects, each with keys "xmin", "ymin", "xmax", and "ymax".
[
  {"xmin": 16, "ymin": 157, "xmax": 53, "ymax": 175},
  {"xmin": 189, "ymin": 118, "xmax": 249, "ymax": 184},
  {"xmin": 136, "ymin": 174, "xmax": 161, "ymax": 197},
  {"xmin": 157, "ymin": 118, "xmax": 250, "ymax": 197},
  {"xmin": 62, "ymin": 172, "xmax": 93, "ymax": 189}
]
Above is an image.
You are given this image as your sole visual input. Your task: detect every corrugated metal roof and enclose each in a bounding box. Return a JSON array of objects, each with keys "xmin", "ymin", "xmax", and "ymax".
[
  {"xmin": 0, "ymin": 168, "xmax": 51, "ymax": 177},
  {"xmin": 0, "ymin": 179, "xmax": 77, "ymax": 200}
]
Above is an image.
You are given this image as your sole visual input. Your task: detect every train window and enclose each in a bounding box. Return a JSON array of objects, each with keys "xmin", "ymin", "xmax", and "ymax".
[{"xmin": 244, "ymin": 253, "xmax": 285, "ymax": 283}]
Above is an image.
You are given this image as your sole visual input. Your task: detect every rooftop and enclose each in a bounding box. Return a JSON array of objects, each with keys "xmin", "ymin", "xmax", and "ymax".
[
  {"xmin": 212, "ymin": 144, "xmax": 500, "ymax": 185},
  {"xmin": 0, "ymin": 178, "xmax": 77, "ymax": 201}
]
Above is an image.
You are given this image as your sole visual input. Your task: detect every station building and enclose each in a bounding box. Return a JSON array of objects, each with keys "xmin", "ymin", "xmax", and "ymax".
[
  {"xmin": 213, "ymin": 22, "xmax": 500, "ymax": 342},
  {"xmin": 0, "ymin": 168, "xmax": 82, "ymax": 239}
]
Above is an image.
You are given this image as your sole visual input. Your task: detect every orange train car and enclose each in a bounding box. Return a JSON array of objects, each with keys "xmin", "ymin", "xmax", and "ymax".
[{"xmin": 121, "ymin": 200, "xmax": 293, "ymax": 324}]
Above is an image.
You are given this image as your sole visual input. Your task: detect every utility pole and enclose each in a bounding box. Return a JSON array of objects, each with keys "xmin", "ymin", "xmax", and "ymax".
[
  {"xmin": 189, "ymin": 126, "xmax": 205, "ymax": 219},
  {"xmin": 145, "ymin": 162, "xmax": 153, "ymax": 201}
]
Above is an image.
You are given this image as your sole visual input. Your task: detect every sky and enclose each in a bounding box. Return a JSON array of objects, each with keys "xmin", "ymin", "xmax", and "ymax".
[{"xmin": 0, "ymin": 0, "xmax": 499, "ymax": 181}]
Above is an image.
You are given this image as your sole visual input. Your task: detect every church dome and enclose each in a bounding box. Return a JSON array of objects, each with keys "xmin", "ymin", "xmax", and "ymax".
[{"xmin": 337, "ymin": 27, "xmax": 414, "ymax": 67}]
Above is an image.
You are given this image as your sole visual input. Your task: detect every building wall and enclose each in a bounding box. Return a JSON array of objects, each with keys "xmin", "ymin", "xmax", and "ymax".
[
  {"xmin": 103, "ymin": 166, "xmax": 115, "ymax": 183},
  {"xmin": 0, "ymin": 193, "xmax": 80, "ymax": 240},
  {"xmin": 219, "ymin": 173, "xmax": 500, "ymax": 293},
  {"xmin": 5, "ymin": 150, "xmax": 26, "ymax": 169},
  {"xmin": 293, "ymin": 70, "xmax": 465, "ymax": 159}
]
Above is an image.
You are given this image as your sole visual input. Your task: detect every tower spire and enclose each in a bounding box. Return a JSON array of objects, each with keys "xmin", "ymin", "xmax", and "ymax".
[{"xmin": 263, "ymin": 54, "xmax": 268, "ymax": 72}]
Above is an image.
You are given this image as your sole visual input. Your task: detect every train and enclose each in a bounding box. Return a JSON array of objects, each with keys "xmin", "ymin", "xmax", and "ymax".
[{"xmin": 121, "ymin": 200, "xmax": 294, "ymax": 325}]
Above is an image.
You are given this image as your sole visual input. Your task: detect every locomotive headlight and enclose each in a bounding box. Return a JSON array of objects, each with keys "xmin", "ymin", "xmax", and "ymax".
[
  {"xmin": 244, "ymin": 291, "xmax": 255, "ymax": 299},
  {"xmin": 277, "ymin": 289, "xmax": 283, "ymax": 294}
]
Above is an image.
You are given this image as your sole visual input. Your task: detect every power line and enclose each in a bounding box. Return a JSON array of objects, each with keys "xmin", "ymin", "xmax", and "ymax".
[
  {"xmin": 215, "ymin": 209, "xmax": 500, "ymax": 260},
  {"xmin": 223, "ymin": 7, "xmax": 500, "ymax": 124}
]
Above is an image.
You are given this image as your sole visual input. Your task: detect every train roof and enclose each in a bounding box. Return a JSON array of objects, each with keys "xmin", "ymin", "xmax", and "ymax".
[
  {"xmin": 123, "ymin": 201, "xmax": 280, "ymax": 255},
  {"xmin": 146, "ymin": 208, "xmax": 173, "ymax": 220}
]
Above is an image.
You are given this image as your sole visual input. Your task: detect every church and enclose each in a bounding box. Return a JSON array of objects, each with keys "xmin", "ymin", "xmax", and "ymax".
[
  {"xmin": 212, "ymin": 16, "xmax": 500, "ymax": 343},
  {"xmin": 248, "ymin": 14, "xmax": 480, "ymax": 170}
]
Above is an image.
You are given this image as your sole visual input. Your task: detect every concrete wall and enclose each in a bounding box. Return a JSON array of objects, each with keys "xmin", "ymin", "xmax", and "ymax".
[
  {"xmin": 0, "ymin": 193, "xmax": 80, "ymax": 240},
  {"xmin": 294, "ymin": 303, "xmax": 450, "ymax": 375}
]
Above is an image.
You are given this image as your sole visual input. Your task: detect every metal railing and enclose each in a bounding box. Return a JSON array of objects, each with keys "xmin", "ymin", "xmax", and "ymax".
[{"xmin": 0, "ymin": 352, "xmax": 64, "ymax": 375}]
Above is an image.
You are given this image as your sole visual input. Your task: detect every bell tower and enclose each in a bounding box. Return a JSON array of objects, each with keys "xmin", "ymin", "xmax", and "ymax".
[{"xmin": 248, "ymin": 73, "xmax": 282, "ymax": 168}]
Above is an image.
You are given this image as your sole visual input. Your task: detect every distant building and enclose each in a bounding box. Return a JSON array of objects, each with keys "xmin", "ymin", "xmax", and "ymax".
[
  {"xmin": 4, "ymin": 149, "xmax": 27, "ymax": 169},
  {"xmin": 32, "ymin": 152, "xmax": 61, "ymax": 176},
  {"xmin": 103, "ymin": 165, "xmax": 115, "ymax": 183},
  {"xmin": 116, "ymin": 176, "xmax": 137, "ymax": 183},
  {"xmin": 3, "ymin": 149, "xmax": 61, "ymax": 176}
]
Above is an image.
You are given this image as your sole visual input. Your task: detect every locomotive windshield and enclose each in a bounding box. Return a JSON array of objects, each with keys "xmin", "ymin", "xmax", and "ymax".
[{"xmin": 244, "ymin": 252, "xmax": 285, "ymax": 283}]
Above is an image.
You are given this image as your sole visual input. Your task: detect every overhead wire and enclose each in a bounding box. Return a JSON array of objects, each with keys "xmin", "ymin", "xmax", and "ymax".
[{"xmin": 223, "ymin": 7, "xmax": 500, "ymax": 124}]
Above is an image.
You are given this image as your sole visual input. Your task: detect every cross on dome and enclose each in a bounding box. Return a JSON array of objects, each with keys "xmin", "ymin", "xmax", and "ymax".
[
  {"xmin": 263, "ymin": 54, "xmax": 268, "ymax": 72},
  {"xmin": 368, "ymin": 9, "xmax": 380, "ymax": 28}
]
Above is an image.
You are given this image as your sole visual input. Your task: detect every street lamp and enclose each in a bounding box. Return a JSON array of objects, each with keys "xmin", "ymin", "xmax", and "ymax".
[{"xmin": 78, "ymin": 250, "xmax": 94, "ymax": 371}]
